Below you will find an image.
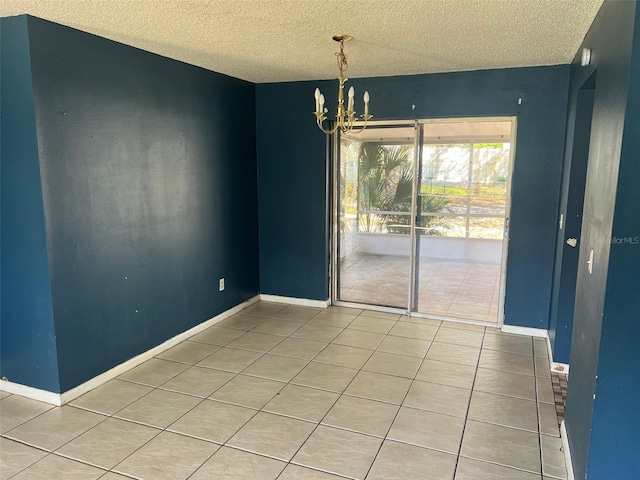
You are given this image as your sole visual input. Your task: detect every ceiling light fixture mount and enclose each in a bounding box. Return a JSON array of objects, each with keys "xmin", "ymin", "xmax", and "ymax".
[{"xmin": 314, "ymin": 35, "xmax": 372, "ymax": 135}]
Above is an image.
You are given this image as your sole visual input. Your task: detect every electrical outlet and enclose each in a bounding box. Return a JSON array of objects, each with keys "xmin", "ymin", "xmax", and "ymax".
[{"xmin": 219, "ymin": 278, "xmax": 225, "ymax": 291}]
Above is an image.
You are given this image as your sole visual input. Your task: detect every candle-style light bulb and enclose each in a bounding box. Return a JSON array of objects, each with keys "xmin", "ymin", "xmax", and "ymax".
[
  {"xmin": 319, "ymin": 94, "xmax": 325, "ymax": 114},
  {"xmin": 314, "ymin": 88, "xmax": 321, "ymax": 113},
  {"xmin": 363, "ymin": 91, "xmax": 370, "ymax": 116},
  {"xmin": 348, "ymin": 86, "xmax": 355, "ymax": 112}
]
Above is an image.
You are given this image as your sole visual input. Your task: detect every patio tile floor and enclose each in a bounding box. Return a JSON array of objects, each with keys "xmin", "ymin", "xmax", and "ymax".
[{"xmin": 339, "ymin": 253, "xmax": 501, "ymax": 323}]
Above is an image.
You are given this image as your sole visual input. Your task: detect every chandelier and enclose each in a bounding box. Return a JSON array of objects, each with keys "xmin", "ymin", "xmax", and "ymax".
[{"xmin": 313, "ymin": 35, "xmax": 372, "ymax": 135}]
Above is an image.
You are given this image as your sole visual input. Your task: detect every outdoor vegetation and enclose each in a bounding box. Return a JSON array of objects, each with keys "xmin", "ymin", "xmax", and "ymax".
[{"xmin": 340, "ymin": 140, "xmax": 510, "ymax": 239}]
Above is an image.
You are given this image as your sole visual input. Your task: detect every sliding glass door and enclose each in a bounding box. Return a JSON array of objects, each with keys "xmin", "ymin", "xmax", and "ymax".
[
  {"xmin": 412, "ymin": 120, "xmax": 513, "ymax": 322},
  {"xmin": 336, "ymin": 125, "xmax": 415, "ymax": 308},
  {"xmin": 334, "ymin": 118, "xmax": 515, "ymax": 324}
]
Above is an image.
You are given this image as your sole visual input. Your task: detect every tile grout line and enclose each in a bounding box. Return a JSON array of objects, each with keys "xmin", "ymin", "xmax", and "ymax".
[
  {"xmin": 533, "ymin": 335, "xmax": 554, "ymax": 479},
  {"xmin": 3, "ymin": 385, "xmax": 197, "ymax": 478},
  {"xmin": 111, "ymin": 308, "xmax": 287, "ymax": 479},
  {"xmin": 271, "ymin": 310, "xmax": 397, "ymax": 479},
  {"xmin": 2, "ymin": 401, "xmax": 120, "ymax": 478},
  {"xmin": 361, "ymin": 317, "xmax": 445, "ymax": 480},
  {"xmin": 187, "ymin": 305, "xmax": 364, "ymax": 479},
  {"xmin": 4, "ymin": 308, "xmax": 283, "ymax": 479},
  {"xmin": 79, "ymin": 310, "xmax": 282, "ymax": 478},
  {"xmin": 182, "ymin": 307, "xmax": 338, "ymax": 477},
  {"xmin": 450, "ymin": 324, "xmax": 485, "ymax": 479}
]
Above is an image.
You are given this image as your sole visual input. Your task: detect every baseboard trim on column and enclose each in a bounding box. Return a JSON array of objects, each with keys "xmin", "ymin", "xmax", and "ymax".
[
  {"xmin": 259, "ymin": 294, "xmax": 330, "ymax": 309},
  {"xmin": 501, "ymin": 324, "xmax": 547, "ymax": 338},
  {"xmin": 0, "ymin": 380, "xmax": 62, "ymax": 406},
  {"xmin": 561, "ymin": 420, "xmax": 575, "ymax": 480},
  {"xmin": 546, "ymin": 335, "xmax": 571, "ymax": 374}
]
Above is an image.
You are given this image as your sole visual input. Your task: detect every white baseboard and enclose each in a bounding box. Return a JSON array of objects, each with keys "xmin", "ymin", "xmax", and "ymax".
[
  {"xmin": 546, "ymin": 335, "xmax": 554, "ymax": 363},
  {"xmin": 501, "ymin": 325, "xmax": 548, "ymax": 338},
  {"xmin": 561, "ymin": 420, "xmax": 575, "ymax": 480},
  {"xmin": 0, "ymin": 380, "xmax": 62, "ymax": 406},
  {"xmin": 1, "ymin": 295, "xmax": 260, "ymax": 406},
  {"xmin": 259, "ymin": 294, "xmax": 330, "ymax": 309},
  {"xmin": 546, "ymin": 336, "xmax": 570, "ymax": 375}
]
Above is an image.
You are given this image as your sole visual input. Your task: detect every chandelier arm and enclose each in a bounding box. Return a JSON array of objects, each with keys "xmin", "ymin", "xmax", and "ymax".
[
  {"xmin": 342, "ymin": 114, "xmax": 373, "ymax": 135},
  {"xmin": 316, "ymin": 115, "xmax": 340, "ymax": 135},
  {"xmin": 340, "ymin": 113, "xmax": 355, "ymax": 134}
]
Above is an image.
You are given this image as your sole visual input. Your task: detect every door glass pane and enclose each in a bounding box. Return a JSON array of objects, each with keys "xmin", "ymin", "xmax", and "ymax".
[
  {"xmin": 470, "ymin": 142, "xmax": 510, "ymax": 216},
  {"xmin": 413, "ymin": 120, "xmax": 512, "ymax": 323},
  {"xmin": 337, "ymin": 126, "xmax": 414, "ymax": 309}
]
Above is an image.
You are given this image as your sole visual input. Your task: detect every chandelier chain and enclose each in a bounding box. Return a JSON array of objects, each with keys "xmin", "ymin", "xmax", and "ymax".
[
  {"xmin": 336, "ymin": 41, "xmax": 348, "ymax": 77},
  {"xmin": 314, "ymin": 35, "xmax": 372, "ymax": 135}
]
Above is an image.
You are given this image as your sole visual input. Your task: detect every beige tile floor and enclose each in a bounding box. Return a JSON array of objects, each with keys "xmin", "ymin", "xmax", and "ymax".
[
  {"xmin": 339, "ymin": 254, "xmax": 501, "ymax": 322},
  {"xmin": 0, "ymin": 302, "xmax": 566, "ymax": 480}
]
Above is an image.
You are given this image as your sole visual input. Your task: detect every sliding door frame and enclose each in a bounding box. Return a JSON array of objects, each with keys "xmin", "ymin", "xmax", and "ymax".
[
  {"xmin": 330, "ymin": 117, "xmax": 517, "ymax": 327},
  {"xmin": 330, "ymin": 120, "xmax": 415, "ymax": 315}
]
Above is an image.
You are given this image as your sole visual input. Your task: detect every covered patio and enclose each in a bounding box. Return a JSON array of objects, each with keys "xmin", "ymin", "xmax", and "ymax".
[{"xmin": 338, "ymin": 250, "xmax": 501, "ymax": 323}]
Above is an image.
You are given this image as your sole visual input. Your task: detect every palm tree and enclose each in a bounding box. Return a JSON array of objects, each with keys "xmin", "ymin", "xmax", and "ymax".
[
  {"xmin": 358, "ymin": 143, "xmax": 411, "ymax": 232},
  {"xmin": 357, "ymin": 143, "xmax": 448, "ymax": 234}
]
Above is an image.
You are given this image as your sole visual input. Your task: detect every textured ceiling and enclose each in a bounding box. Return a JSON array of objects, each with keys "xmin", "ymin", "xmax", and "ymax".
[{"xmin": 1, "ymin": 0, "xmax": 603, "ymax": 83}]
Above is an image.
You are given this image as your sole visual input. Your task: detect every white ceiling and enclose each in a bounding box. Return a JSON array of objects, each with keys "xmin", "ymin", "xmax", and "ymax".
[{"xmin": 1, "ymin": 0, "xmax": 602, "ymax": 83}]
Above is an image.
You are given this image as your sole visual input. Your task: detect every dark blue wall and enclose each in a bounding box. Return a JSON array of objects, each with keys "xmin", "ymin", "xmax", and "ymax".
[
  {"xmin": 586, "ymin": 2, "xmax": 640, "ymax": 477},
  {"xmin": 548, "ymin": 85, "xmax": 594, "ymax": 365},
  {"xmin": 256, "ymin": 81, "xmax": 332, "ymax": 301},
  {"xmin": 257, "ymin": 67, "xmax": 570, "ymax": 328},
  {"xmin": 563, "ymin": 1, "xmax": 639, "ymax": 479},
  {"xmin": 23, "ymin": 16, "xmax": 259, "ymax": 392},
  {"xmin": 0, "ymin": 16, "xmax": 60, "ymax": 392}
]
